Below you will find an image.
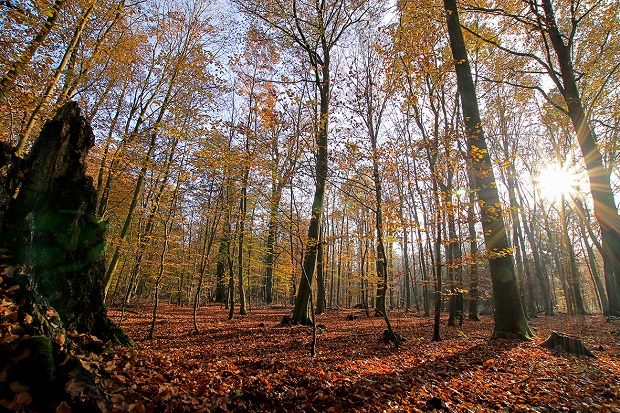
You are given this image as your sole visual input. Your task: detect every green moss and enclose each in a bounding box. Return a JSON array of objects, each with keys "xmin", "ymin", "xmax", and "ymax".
[{"xmin": 19, "ymin": 336, "xmax": 56, "ymax": 390}]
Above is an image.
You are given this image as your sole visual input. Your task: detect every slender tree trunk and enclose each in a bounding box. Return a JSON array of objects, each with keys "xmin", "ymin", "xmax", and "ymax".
[
  {"xmin": 0, "ymin": 0, "xmax": 65, "ymax": 106},
  {"xmin": 447, "ymin": 201, "xmax": 462, "ymax": 326},
  {"xmin": 237, "ymin": 182, "xmax": 248, "ymax": 316},
  {"xmin": 57, "ymin": 0, "xmax": 127, "ymax": 105},
  {"xmin": 16, "ymin": 2, "xmax": 95, "ymax": 154},
  {"xmin": 560, "ymin": 198, "xmax": 586, "ymax": 315},
  {"xmin": 291, "ymin": 43, "xmax": 331, "ymax": 323},
  {"xmin": 264, "ymin": 191, "xmax": 280, "ymax": 304},
  {"xmin": 227, "ymin": 238, "xmax": 235, "ymax": 320},
  {"xmin": 95, "ymin": 80, "xmax": 128, "ymax": 212},
  {"xmin": 402, "ymin": 226, "xmax": 412, "ymax": 311},
  {"xmin": 148, "ymin": 219, "xmax": 170, "ymax": 339},
  {"xmin": 466, "ymin": 168, "xmax": 480, "ymax": 320},
  {"xmin": 432, "ymin": 202, "xmax": 443, "ymax": 342},
  {"xmin": 316, "ymin": 237, "xmax": 326, "ymax": 315}
]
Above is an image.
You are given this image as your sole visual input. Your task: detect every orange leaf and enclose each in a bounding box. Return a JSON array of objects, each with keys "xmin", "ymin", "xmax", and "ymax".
[{"xmin": 56, "ymin": 401, "xmax": 72, "ymax": 413}]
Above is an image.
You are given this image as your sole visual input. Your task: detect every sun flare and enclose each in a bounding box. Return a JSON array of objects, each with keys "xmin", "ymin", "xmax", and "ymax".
[{"xmin": 537, "ymin": 165, "xmax": 579, "ymax": 201}]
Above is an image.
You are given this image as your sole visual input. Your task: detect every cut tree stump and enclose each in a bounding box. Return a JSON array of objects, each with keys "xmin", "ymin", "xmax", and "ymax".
[{"xmin": 540, "ymin": 331, "xmax": 596, "ymax": 358}]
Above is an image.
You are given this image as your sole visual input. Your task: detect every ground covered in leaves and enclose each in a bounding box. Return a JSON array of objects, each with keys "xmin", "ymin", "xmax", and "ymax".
[{"xmin": 84, "ymin": 304, "xmax": 620, "ymax": 412}]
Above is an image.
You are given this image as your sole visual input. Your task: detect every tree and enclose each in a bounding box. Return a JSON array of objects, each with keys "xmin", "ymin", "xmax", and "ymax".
[
  {"xmin": 0, "ymin": 0, "xmax": 65, "ymax": 106},
  {"xmin": 443, "ymin": 0, "xmax": 533, "ymax": 339},
  {"xmin": 16, "ymin": 2, "xmax": 96, "ymax": 155},
  {"xmin": 2, "ymin": 101, "xmax": 130, "ymax": 343},
  {"xmin": 236, "ymin": 0, "xmax": 371, "ymax": 324},
  {"xmin": 461, "ymin": 0, "xmax": 620, "ymax": 315},
  {"xmin": 535, "ymin": 0, "xmax": 620, "ymax": 315}
]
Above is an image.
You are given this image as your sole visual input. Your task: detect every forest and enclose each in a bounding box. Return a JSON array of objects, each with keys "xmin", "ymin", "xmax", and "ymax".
[{"xmin": 0, "ymin": 0, "xmax": 620, "ymax": 411}]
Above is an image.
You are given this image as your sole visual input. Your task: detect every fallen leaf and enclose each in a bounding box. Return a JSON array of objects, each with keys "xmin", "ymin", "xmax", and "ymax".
[
  {"xmin": 0, "ymin": 334, "xmax": 19, "ymax": 344},
  {"xmin": 56, "ymin": 401, "xmax": 72, "ymax": 413},
  {"xmin": 9, "ymin": 381, "xmax": 29, "ymax": 393},
  {"xmin": 65, "ymin": 380, "xmax": 88, "ymax": 398},
  {"xmin": 2, "ymin": 265, "xmax": 20, "ymax": 277},
  {"xmin": 13, "ymin": 392, "xmax": 32, "ymax": 407}
]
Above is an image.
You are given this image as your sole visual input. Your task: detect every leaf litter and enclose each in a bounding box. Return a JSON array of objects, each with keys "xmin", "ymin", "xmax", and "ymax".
[{"xmin": 90, "ymin": 304, "xmax": 620, "ymax": 412}]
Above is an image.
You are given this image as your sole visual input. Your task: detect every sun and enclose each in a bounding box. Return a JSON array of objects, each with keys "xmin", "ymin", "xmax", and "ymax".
[{"xmin": 537, "ymin": 164, "xmax": 579, "ymax": 201}]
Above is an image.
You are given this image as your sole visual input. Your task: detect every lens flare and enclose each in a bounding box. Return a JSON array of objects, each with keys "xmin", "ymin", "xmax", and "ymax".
[{"xmin": 537, "ymin": 164, "xmax": 578, "ymax": 201}]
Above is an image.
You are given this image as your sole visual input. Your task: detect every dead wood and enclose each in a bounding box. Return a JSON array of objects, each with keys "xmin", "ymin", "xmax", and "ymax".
[{"xmin": 540, "ymin": 331, "xmax": 596, "ymax": 358}]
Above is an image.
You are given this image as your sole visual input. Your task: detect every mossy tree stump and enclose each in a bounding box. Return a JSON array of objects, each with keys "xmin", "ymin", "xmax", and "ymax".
[
  {"xmin": 0, "ymin": 102, "xmax": 131, "ymax": 411},
  {"xmin": 540, "ymin": 331, "xmax": 596, "ymax": 358}
]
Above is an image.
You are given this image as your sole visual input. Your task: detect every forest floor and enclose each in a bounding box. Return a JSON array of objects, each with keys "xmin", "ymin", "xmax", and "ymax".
[{"xmin": 95, "ymin": 304, "xmax": 620, "ymax": 413}]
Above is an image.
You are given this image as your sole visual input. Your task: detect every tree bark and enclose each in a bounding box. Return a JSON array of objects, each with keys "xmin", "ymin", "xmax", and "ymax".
[
  {"xmin": 2, "ymin": 101, "xmax": 129, "ymax": 345},
  {"xmin": 444, "ymin": 0, "xmax": 532, "ymax": 339},
  {"xmin": 292, "ymin": 62, "xmax": 330, "ymax": 325}
]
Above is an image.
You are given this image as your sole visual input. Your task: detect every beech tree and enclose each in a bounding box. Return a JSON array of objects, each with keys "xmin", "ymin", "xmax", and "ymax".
[
  {"xmin": 236, "ymin": 0, "xmax": 372, "ymax": 324},
  {"xmin": 443, "ymin": 0, "xmax": 533, "ymax": 339},
  {"xmin": 460, "ymin": 0, "xmax": 620, "ymax": 315}
]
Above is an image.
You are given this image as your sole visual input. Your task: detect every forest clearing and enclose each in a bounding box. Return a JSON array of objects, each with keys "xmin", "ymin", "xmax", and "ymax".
[{"xmin": 95, "ymin": 304, "xmax": 620, "ymax": 412}]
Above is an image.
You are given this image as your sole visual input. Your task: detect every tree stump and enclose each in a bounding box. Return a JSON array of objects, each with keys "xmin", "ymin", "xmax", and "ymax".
[
  {"xmin": 540, "ymin": 331, "xmax": 596, "ymax": 358},
  {"xmin": 0, "ymin": 102, "xmax": 131, "ymax": 411},
  {"xmin": 2, "ymin": 102, "xmax": 129, "ymax": 345}
]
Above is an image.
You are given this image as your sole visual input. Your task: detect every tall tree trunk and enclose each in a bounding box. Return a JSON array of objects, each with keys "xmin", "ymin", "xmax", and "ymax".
[
  {"xmin": 402, "ymin": 225, "xmax": 412, "ymax": 311},
  {"xmin": 264, "ymin": 190, "xmax": 281, "ymax": 304},
  {"xmin": 466, "ymin": 168, "xmax": 480, "ymax": 320},
  {"xmin": 432, "ymin": 200, "xmax": 443, "ymax": 342},
  {"xmin": 291, "ymin": 71, "xmax": 329, "ymax": 324},
  {"xmin": 16, "ymin": 2, "xmax": 95, "ymax": 154},
  {"xmin": 0, "ymin": 0, "xmax": 65, "ymax": 106},
  {"xmin": 444, "ymin": 0, "xmax": 532, "ymax": 339},
  {"xmin": 316, "ymin": 237, "xmax": 326, "ymax": 315},
  {"xmin": 237, "ymin": 178, "xmax": 248, "ymax": 316}
]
